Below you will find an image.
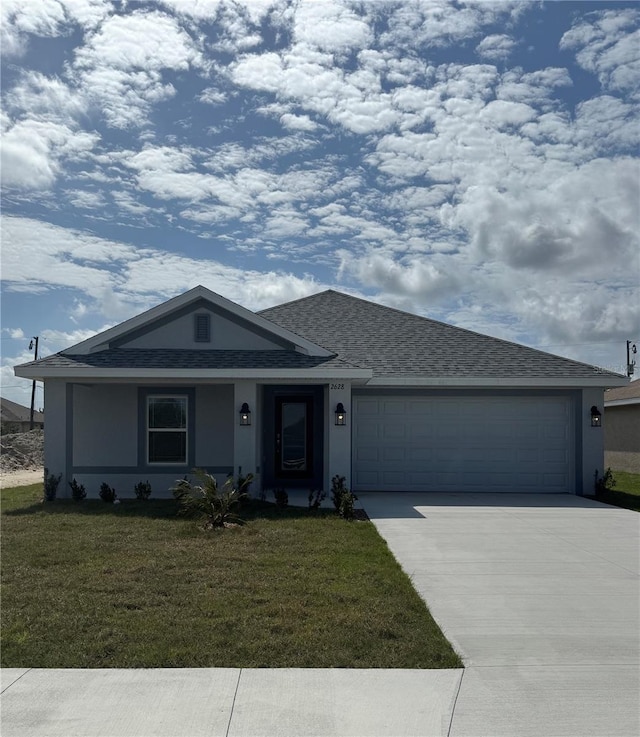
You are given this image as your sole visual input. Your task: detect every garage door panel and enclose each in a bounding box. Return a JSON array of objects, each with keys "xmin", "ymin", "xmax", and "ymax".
[
  {"xmin": 382, "ymin": 400, "xmax": 405, "ymax": 414},
  {"xmin": 383, "ymin": 424, "xmax": 406, "ymax": 439},
  {"xmin": 356, "ymin": 447, "xmax": 379, "ymax": 462},
  {"xmin": 353, "ymin": 395, "xmax": 574, "ymax": 493},
  {"xmin": 355, "ymin": 470, "xmax": 379, "ymax": 486},
  {"xmin": 355, "ymin": 424, "xmax": 379, "ymax": 440}
]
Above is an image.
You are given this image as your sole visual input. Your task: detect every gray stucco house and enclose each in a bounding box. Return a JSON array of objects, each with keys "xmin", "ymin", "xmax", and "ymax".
[
  {"xmin": 604, "ymin": 382, "xmax": 640, "ymax": 473},
  {"xmin": 15, "ymin": 286, "xmax": 627, "ymax": 498}
]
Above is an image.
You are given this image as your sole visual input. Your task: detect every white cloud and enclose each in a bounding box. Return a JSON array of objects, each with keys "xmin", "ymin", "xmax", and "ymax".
[
  {"xmin": 292, "ymin": 0, "xmax": 372, "ymax": 53},
  {"xmin": 560, "ymin": 9, "xmax": 640, "ymax": 96},
  {"xmin": 71, "ymin": 10, "xmax": 204, "ymax": 128},
  {"xmin": 476, "ymin": 33, "xmax": 517, "ymax": 62},
  {"xmin": 1, "ymin": 118, "xmax": 99, "ymax": 189},
  {"xmin": 198, "ymin": 88, "xmax": 227, "ymax": 105},
  {"xmin": 1, "ymin": 0, "xmax": 113, "ymax": 57},
  {"xmin": 5, "ymin": 71, "xmax": 87, "ymax": 121},
  {"xmin": 1, "ymin": 216, "xmax": 329, "ymax": 323},
  {"xmin": 280, "ymin": 112, "xmax": 317, "ymax": 131}
]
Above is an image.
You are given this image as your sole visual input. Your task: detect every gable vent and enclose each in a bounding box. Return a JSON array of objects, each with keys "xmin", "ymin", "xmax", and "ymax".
[{"xmin": 194, "ymin": 313, "xmax": 211, "ymax": 343}]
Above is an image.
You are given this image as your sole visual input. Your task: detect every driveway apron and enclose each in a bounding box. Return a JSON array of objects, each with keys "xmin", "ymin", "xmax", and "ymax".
[{"xmin": 360, "ymin": 492, "xmax": 640, "ymax": 737}]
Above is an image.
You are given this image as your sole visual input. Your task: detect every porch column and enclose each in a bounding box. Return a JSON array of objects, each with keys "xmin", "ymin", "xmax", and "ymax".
[
  {"xmin": 327, "ymin": 381, "xmax": 352, "ymax": 491},
  {"xmin": 233, "ymin": 380, "xmax": 259, "ymax": 488},
  {"xmin": 580, "ymin": 387, "xmax": 605, "ymax": 495},
  {"xmin": 43, "ymin": 380, "xmax": 72, "ymax": 497}
]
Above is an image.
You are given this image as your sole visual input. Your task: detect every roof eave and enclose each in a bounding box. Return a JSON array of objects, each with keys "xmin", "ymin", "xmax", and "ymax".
[
  {"xmin": 14, "ymin": 366, "xmax": 373, "ymax": 381},
  {"xmin": 366, "ymin": 376, "xmax": 629, "ymax": 388}
]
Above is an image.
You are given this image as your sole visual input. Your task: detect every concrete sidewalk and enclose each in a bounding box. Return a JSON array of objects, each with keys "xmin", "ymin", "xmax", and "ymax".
[{"xmin": 1, "ymin": 667, "xmax": 462, "ymax": 737}]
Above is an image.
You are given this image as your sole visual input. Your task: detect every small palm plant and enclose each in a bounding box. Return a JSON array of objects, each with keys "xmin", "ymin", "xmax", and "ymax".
[{"xmin": 172, "ymin": 469, "xmax": 246, "ymax": 529}]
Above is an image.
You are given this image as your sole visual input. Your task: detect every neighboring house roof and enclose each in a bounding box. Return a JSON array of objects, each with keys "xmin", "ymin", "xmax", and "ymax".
[
  {"xmin": 260, "ymin": 290, "xmax": 626, "ymax": 384},
  {"xmin": 605, "ymin": 381, "xmax": 640, "ymax": 407},
  {"xmin": 1, "ymin": 397, "xmax": 44, "ymax": 424},
  {"xmin": 15, "ymin": 287, "xmax": 628, "ymax": 387}
]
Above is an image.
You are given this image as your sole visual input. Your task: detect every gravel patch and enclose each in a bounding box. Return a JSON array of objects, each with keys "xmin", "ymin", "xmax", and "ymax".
[{"xmin": 0, "ymin": 430, "xmax": 44, "ymax": 473}]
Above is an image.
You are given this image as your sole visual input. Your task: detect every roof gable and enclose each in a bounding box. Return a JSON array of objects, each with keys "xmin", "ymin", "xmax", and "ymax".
[
  {"xmin": 64, "ymin": 286, "xmax": 332, "ymax": 357},
  {"xmin": 260, "ymin": 290, "xmax": 627, "ymax": 384}
]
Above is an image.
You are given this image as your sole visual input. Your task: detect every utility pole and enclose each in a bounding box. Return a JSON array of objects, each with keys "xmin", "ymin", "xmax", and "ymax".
[
  {"xmin": 627, "ymin": 340, "xmax": 637, "ymax": 378},
  {"xmin": 29, "ymin": 336, "xmax": 39, "ymax": 430}
]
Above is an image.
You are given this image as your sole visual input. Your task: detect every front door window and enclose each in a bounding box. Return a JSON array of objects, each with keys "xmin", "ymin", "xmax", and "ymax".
[{"xmin": 276, "ymin": 396, "xmax": 313, "ymax": 478}]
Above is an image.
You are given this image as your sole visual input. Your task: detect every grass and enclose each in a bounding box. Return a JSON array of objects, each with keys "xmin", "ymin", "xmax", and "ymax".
[
  {"xmin": 1, "ymin": 484, "xmax": 462, "ymax": 670},
  {"xmin": 591, "ymin": 470, "xmax": 640, "ymax": 512}
]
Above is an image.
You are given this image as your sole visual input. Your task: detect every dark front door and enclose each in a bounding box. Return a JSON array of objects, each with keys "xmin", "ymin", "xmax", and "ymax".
[
  {"xmin": 262, "ymin": 387, "xmax": 323, "ymax": 489},
  {"xmin": 275, "ymin": 396, "xmax": 313, "ymax": 479}
]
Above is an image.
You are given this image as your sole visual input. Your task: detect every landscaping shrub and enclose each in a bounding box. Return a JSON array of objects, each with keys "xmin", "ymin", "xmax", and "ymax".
[
  {"xmin": 43, "ymin": 468, "xmax": 62, "ymax": 502},
  {"xmin": 69, "ymin": 478, "xmax": 87, "ymax": 502},
  {"xmin": 99, "ymin": 483, "xmax": 117, "ymax": 503},
  {"xmin": 134, "ymin": 480, "xmax": 152, "ymax": 501},
  {"xmin": 236, "ymin": 470, "xmax": 254, "ymax": 496},
  {"xmin": 595, "ymin": 467, "xmax": 616, "ymax": 494},
  {"xmin": 331, "ymin": 474, "xmax": 358, "ymax": 520},
  {"xmin": 273, "ymin": 488, "xmax": 288, "ymax": 509},
  {"xmin": 172, "ymin": 469, "xmax": 245, "ymax": 528},
  {"xmin": 308, "ymin": 488, "xmax": 326, "ymax": 510}
]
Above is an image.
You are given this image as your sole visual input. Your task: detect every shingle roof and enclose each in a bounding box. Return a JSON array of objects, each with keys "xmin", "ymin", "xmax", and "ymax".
[
  {"xmin": 260, "ymin": 290, "xmax": 622, "ymax": 380},
  {"xmin": 605, "ymin": 381, "xmax": 640, "ymax": 403},
  {"xmin": 22, "ymin": 349, "xmax": 353, "ymax": 371},
  {"xmin": 1, "ymin": 397, "xmax": 44, "ymax": 423}
]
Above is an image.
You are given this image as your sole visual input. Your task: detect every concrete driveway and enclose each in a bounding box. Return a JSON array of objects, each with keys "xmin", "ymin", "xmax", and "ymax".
[{"xmin": 360, "ymin": 492, "xmax": 640, "ymax": 737}]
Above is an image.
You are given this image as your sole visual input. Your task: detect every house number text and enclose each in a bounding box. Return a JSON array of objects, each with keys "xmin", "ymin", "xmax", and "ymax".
[{"xmin": 330, "ymin": 383, "xmax": 345, "ymax": 390}]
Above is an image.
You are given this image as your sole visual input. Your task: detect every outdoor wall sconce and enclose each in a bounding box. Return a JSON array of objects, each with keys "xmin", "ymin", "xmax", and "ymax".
[
  {"xmin": 239, "ymin": 403, "xmax": 251, "ymax": 426},
  {"xmin": 590, "ymin": 406, "xmax": 602, "ymax": 428},
  {"xmin": 335, "ymin": 402, "xmax": 347, "ymax": 426}
]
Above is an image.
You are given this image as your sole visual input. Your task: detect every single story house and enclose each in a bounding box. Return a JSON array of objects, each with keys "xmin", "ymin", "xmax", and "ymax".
[
  {"xmin": 15, "ymin": 286, "xmax": 627, "ymax": 498},
  {"xmin": 1, "ymin": 397, "xmax": 44, "ymax": 434},
  {"xmin": 604, "ymin": 382, "xmax": 640, "ymax": 473}
]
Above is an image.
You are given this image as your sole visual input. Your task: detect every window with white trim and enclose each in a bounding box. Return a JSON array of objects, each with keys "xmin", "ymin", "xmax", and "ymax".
[{"xmin": 147, "ymin": 396, "xmax": 187, "ymax": 464}]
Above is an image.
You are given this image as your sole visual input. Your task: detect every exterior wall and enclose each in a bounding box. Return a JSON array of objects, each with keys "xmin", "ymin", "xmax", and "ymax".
[
  {"xmin": 580, "ymin": 388, "xmax": 605, "ymax": 495},
  {"xmin": 121, "ymin": 309, "xmax": 285, "ymax": 351},
  {"xmin": 233, "ymin": 380, "xmax": 259, "ymax": 486},
  {"xmin": 604, "ymin": 405, "xmax": 640, "ymax": 473},
  {"xmin": 60, "ymin": 382, "xmax": 235, "ymax": 499},
  {"xmin": 73, "ymin": 384, "xmax": 137, "ymax": 467},
  {"xmin": 43, "ymin": 380, "xmax": 68, "ymax": 488},
  {"xmin": 195, "ymin": 385, "xmax": 234, "ymax": 468},
  {"xmin": 326, "ymin": 381, "xmax": 352, "ymax": 491}
]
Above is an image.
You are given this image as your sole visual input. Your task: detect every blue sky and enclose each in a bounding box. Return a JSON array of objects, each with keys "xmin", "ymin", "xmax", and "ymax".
[{"xmin": 1, "ymin": 0, "xmax": 639, "ymax": 407}]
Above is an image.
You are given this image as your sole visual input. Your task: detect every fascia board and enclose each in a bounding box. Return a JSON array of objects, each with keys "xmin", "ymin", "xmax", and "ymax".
[
  {"xmin": 604, "ymin": 398, "xmax": 640, "ymax": 407},
  {"xmin": 15, "ymin": 366, "xmax": 372, "ymax": 381},
  {"xmin": 367, "ymin": 376, "xmax": 629, "ymax": 388},
  {"xmin": 62, "ymin": 286, "xmax": 332, "ymax": 358}
]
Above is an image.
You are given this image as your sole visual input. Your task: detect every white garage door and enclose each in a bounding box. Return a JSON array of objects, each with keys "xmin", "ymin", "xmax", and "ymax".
[{"xmin": 353, "ymin": 395, "xmax": 574, "ymax": 492}]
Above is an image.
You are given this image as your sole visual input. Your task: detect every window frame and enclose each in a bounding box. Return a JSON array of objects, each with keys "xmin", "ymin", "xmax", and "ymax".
[{"xmin": 146, "ymin": 394, "xmax": 188, "ymax": 466}]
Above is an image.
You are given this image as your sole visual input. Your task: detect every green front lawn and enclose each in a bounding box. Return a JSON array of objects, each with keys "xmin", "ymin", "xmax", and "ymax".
[
  {"xmin": 1, "ymin": 484, "xmax": 461, "ymax": 669},
  {"xmin": 592, "ymin": 471, "xmax": 640, "ymax": 512}
]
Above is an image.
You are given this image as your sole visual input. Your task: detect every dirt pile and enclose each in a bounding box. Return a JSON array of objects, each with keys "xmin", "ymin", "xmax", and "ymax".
[{"xmin": 0, "ymin": 430, "xmax": 44, "ymax": 473}]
